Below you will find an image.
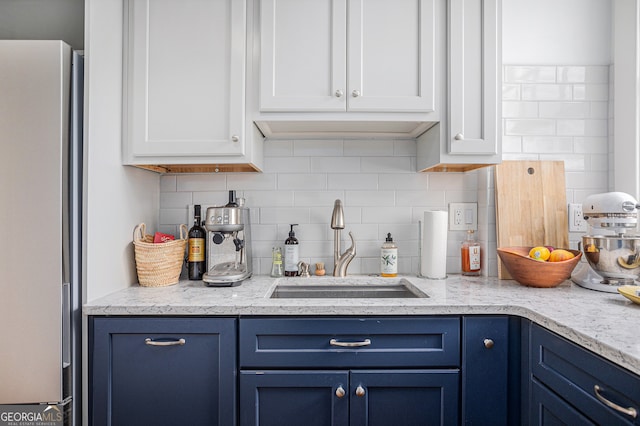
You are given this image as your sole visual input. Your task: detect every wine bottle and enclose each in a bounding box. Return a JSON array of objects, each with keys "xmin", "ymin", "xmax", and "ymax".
[{"xmin": 188, "ymin": 205, "xmax": 206, "ymax": 280}]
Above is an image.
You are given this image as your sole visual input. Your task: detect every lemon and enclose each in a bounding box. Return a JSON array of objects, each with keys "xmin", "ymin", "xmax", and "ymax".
[{"xmin": 529, "ymin": 246, "xmax": 551, "ymax": 261}]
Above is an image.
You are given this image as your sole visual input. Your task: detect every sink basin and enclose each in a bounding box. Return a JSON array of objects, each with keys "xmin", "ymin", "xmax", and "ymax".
[{"xmin": 269, "ymin": 278, "xmax": 428, "ymax": 299}]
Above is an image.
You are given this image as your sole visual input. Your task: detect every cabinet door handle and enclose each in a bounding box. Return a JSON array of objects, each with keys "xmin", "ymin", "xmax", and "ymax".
[
  {"xmin": 335, "ymin": 89, "xmax": 344, "ymax": 98},
  {"xmin": 355, "ymin": 385, "xmax": 365, "ymax": 397},
  {"xmin": 145, "ymin": 337, "xmax": 186, "ymax": 346},
  {"xmin": 329, "ymin": 338, "xmax": 371, "ymax": 347},
  {"xmin": 483, "ymin": 338, "xmax": 494, "ymax": 349},
  {"xmin": 454, "ymin": 133, "xmax": 464, "ymax": 140},
  {"xmin": 351, "ymin": 90, "xmax": 361, "ymax": 98},
  {"xmin": 231, "ymin": 135, "xmax": 239, "ymax": 142},
  {"xmin": 335, "ymin": 386, "xmax": 346, "ymax": 398},
  {"xmin": 594, "ymin": 385, "xmax": 638, "ymax": 418}
]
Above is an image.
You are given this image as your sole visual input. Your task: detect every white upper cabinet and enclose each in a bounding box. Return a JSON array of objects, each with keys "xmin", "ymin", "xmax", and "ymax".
[
  {"xmin": 123, "ymin": 0, "xmax": 263, "ymax": 172},
  {"xmin": 259, "ymin": 0, "xmax": 436, "ymax": 113},
  {"xmin": 447, "ymin": 0, "xmax": 500, "ymax": 156},
  {"xmin": 417, "ymin": 0, "xmax": 501, "ymax": 172}
]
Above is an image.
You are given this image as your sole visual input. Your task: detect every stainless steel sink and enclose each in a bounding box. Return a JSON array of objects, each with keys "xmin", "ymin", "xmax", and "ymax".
[{"xmin": 269, "ymin": 278, "xmax": 428, "ymax": 299}]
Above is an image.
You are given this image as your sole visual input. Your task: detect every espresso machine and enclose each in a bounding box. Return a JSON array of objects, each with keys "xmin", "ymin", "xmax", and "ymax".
[
  {"xmin": 572, "ymin": 192, "xmax": 640, "ymax": 292},
  {"xmin": 203, "ymin": 191, "xmax": 252, "ymax": 286}
]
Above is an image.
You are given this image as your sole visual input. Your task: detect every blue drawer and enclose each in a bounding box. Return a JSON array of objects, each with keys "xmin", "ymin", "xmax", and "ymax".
[{"xmin": 239, "ymin": 316, "xmax": 460, "ymax": 368}]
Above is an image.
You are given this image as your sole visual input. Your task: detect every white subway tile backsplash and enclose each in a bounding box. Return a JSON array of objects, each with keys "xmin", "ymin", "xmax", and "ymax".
[
  {"xmin": 521, "ymin": 84, "xmax": 573, "ymax": 101},
  {"xmin": 263, "ymin": 157, "xmax": 312, "ymax": 173},
  {"xmin": 538, "ymin": 102, "xmax": 589, "ymax": 118},
  {"xmin": 522, "ymin": 136, "xmax": 573, "ymax": 153},
  {"xmin": 157, "ymin": 64, "xmax": 611, "ymax": 278},
  {"xmin": 573, "ymin": 84, "xmax": 609, "ymax": 101},
  {"xmin": 344, "ymin": 139, "xmax": 395, "ymax": 156},
  {"xmin": 293, "ymin": 139, "xmax": 343, "ymax": 156},
  {"xmin": 294, "ymin": 191, "xmax": 344, "ymax": 207},
  {"xmin": 176, "ymin": 174, "xmax": 226, "ymax": 192},
  {"xmin": 327, "ymin": 173, "xmax": 379, "ymax": 190},
  {"xmin": 504, "ymin": 66, "xmax": 556, "ymax": 83},
  {"xmin": 260, "ymin": 207, "xmax": 311, "ymax": 225},
  {"xmin": 502, "ymin": 101, "xmax": 539, "ymax": 118},
  {"xmin": 505, "ymin": 119, "xmax": 556, "ymax": 135},
  {"xmin": 502, "ymin": 84, "xmax": 521, "ymax": 101},
  {"xmin": 310, "ymin": 156, "xmax": 361, "ymax": 173},
  {"xmin": 360, "ymin": 156, "xmax": 413, "ymax": 173},
  {"xmin": 160, "ymin": 191, "xmax": 192, "ymax": 208},
  {"xmin": 277, "ymin": 173, "xmax": 327, "ymax": 190}
]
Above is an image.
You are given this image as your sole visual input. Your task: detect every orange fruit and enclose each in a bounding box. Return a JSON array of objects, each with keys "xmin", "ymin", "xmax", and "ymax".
[
  {"xmin": 529, "ymin": 246, "xmax": 551, "ymax": 261},
  {"xmin": 548, "ymin": 249, "xmax": 575, "ymax": 262}
]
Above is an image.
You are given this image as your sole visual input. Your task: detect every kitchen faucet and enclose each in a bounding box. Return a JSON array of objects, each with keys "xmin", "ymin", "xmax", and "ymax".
[{"xmin": 330, "ymin": 199, "xmax": 356, "ymax": 277}]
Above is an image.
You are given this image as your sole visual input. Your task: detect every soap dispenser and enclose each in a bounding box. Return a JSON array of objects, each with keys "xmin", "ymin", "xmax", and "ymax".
[
  {"xmin": 381, "ymin": 233, "xmax": 398, "ymax": 277},
  {"xmin": 284, "ymin": 224, "xmax": 299, "ymax": 277}
]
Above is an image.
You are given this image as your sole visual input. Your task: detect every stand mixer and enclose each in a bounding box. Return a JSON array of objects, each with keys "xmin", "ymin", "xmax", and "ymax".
[
  {"xmin": 572, "ymin": 192, "xmax": 640, "ymax": 292},
  {"xmin": 202, "ymin": 191, "xmax": 252, "ymax": 286}
]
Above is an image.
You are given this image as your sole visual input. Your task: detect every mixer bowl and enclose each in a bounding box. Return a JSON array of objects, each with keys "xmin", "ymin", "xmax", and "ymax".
[{"xmin": 582, "ymin": 235, "xmax": 640, "ymax": 283}]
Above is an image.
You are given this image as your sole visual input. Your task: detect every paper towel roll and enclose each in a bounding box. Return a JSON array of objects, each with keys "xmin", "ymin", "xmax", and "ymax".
[{"xmin": 420, "ymin": 210, "xmax": 448, "ymax": 279}]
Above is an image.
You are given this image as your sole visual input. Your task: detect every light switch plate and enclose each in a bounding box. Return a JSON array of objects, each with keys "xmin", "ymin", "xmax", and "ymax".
[{"xmin": 449, "ymin": 202, "xmax": 477, "ymax": 231}]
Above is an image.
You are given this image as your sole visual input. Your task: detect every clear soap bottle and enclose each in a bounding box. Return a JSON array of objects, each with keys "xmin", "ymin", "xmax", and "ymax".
[
  {"xmin": 381, "ymin": 233, "xmax": 398, "ymax": 277},
  {"xmin": 461, "ymin": 229, "xmax": 481, "ymax": 276},
  {"xmin": 270, "ymin": 247, "xmax": 284, "ymax": 277}
]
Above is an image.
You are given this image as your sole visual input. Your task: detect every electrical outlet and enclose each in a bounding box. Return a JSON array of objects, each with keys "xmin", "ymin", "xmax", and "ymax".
[
  {"xmin": 568, "ymin": 203, "xmax": 587, "ymax": 232},
  {"xmin": 449, "ymin": 203, "xmax": 478, "ymax": 231}
]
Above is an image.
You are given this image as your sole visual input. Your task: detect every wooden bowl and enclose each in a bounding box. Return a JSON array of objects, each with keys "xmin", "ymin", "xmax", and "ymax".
[{"xmin": 497, "ymin": 247, "xmax": 583, "ymax": 288}]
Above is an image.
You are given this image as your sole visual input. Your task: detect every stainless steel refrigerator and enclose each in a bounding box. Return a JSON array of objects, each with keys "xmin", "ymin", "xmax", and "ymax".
[{"xmin": 0, "ymin": 40, "xmax": 83, "ymax": 426}]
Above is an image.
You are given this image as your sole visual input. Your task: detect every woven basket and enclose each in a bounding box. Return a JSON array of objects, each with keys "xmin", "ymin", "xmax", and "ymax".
[{"xmin": 133, "ymin": 223, "xmax": 188, "ymax": 287}]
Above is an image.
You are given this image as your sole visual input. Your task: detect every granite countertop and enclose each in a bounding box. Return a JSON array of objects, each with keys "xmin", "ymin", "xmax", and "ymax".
[{"xmin": 84, "ymin": 272, "xmax": 640, "ymax": 376}]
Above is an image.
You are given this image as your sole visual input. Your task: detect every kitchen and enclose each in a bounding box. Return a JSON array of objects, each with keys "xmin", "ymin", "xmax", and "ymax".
[{"xmin": 2, "ymin": 0, "xmax": 640, "ymax": 425}]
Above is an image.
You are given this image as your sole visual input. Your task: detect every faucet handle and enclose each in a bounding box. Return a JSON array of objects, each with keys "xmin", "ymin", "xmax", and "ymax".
[{"xmin": 297, "ymin": 261, "xmax": 311, "ymax": 277}]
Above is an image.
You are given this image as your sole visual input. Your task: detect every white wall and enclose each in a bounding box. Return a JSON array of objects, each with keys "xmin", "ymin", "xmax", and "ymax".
[
  {"xmin": 503, "ymin": 0, "xmax": 611, "ymax": 65},
  {"xmin": 0, "ymin": 0, "xmax": 84, "ymax": 50},
  {"xmin": 84, "ymin": 0, "xmax": 158, "ymax": 301}
]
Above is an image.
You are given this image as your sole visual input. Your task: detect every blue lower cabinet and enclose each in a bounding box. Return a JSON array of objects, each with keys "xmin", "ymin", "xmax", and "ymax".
[
  {"xmin": 239, "ymin": 369, "xmax": 459, "ymax": 426},
  {"xmin": 349, "ymin": 370, "xmax": 459, "ymax": 426},
  {"xmin": 531, "ymin": 378, "xmax": 596, "ymax": 425},
  {"xmin": 530, "ymin": 323, "xmax": 640, "ymax": 425},
  {"xmin": 90, "ymin": 317, "xmax": 237, "ymax": 426},
  {"xmin": 239, "ymin": 371, "xmax": 349, "ymax": 426},
  {"xmin": 462, "ymin": 316, "xmax": 520, "ymax": 425}
]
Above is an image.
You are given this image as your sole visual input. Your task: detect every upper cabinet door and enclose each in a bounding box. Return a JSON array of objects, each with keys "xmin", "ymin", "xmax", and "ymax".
[
  {"xmin": 259, "ymin": 0, "xmax": 435, "ymax": 113},
  {"xmin": 259, "ymin": 0, "xmax": 347, "ymax": 112},
  {"xmin": 347, "ymin": 0, "xmax": 435, "ymax": 112},
  {"xmin": 448, "ymin": 0, "xmax": 500, "ymax": 154},
  {"xmin": 126, "ymin": 0, "xmax": 246, "ymax": 157}
]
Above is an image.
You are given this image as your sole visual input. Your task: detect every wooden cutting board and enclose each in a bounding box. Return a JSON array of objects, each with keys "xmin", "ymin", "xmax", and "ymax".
[{"xmin": 495, "ymin": 160, "xmax": 569, "ymax": 279}]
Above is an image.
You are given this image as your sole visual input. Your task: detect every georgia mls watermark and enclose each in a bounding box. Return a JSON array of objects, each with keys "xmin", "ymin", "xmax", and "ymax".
[{"xmin": 0, "ymin": 405, "xmax": 63, "ymax": 426}]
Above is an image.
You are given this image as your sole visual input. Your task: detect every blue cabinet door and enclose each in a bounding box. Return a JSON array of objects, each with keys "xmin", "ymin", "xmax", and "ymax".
[
  {"xmin": 90, "ymin": 317, "xmax": 236, "ymax": 426},
  {"xmin": 462, "ymin": 316, "xmax": 516, "ymax": 425},
  {"xmin": 349, "ymin": 370, "xmax": 460, "ymax": 426},
  {"xmin": 239, "ymin": 370, "xmax": 350, "ymax": 426},
  {"xmin": 531, "ymin": 378, "xmax": 596, "ymax": 425}
]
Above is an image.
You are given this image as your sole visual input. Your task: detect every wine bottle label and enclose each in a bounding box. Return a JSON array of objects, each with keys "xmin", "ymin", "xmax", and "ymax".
[
  {"xmin": 284, "ymin": 245, "xmax": 299, "ymax": 272},
  {"xmin": 381, "ymin": 248, "xmax": 398, "ymax": 274},
  {"xmin": 469, "ymin": 245, "xmax": 481, "ymax": 271},
  {"xmin": 188, "ymin": 238, "xmax": 205, "ymax": 262}
]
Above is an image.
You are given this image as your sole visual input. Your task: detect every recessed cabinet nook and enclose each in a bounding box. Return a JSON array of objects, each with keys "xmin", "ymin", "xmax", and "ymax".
[{"xmin": 121, "ymin": 0, "xmax": 501, "ymax": 174}]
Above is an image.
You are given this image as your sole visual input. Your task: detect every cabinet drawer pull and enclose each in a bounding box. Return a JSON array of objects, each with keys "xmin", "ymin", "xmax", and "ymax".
[
  {"xmin": 335, "ymin": 386, "xmax": 346, "ymax": 398},
  {"xmin": 483, "ymin": 338, "xmax": 494, "ymax": 349},
  {"xmin": 231, "ymin": 135, "xmax": 239, "ymax": 142},
  {"xmin": 329, "ymin": 338, "xmax": 371, "ymax": 347},
  {"xmin": 454, "ymin": 133, "xmax": 464, "ymax": 140},
  {"xmin": 351, "ymin": 90, "xmax": 361, "ymax": 98},
  {"xmin": 335, "ymin": 89, "xmax": 344, "ymax": 98},
  {"xmin": 355, "ymin": 385, "xmax": 365, "ymax": 397},
  {"xmin": 145, "ymin": 337, "xmax": 186, "ymax": 347},
  {"xmin": 594, "ymin": 385, "xmax": 638, "ymax": 418}
]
